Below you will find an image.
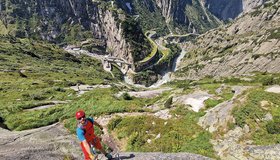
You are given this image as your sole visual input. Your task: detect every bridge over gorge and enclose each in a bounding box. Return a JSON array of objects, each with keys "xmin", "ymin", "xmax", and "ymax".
[
  {"xmin": 64, "ymin": 46, "xmax": 132, "ymax": 75},
  {"xmin": 102, "ymin": 56, "xmax": 132, "ymax": 74}
]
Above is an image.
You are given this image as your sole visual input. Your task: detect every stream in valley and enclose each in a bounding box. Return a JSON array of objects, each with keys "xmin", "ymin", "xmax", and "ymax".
[
  {"xmin": 64, "ymin": 44, "xmax": 187, "ymax": 88},
  {"xmin": 149, "ymin": 49, "xmax": 186, "ymax": 88}
]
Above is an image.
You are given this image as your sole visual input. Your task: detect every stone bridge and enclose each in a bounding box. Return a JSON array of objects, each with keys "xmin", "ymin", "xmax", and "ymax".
[
  {"xmin": 64, "ymin": 46, "xmax": 132, "ymax": 75},
  {"xmin": 103, "ymin": 56, "xmax": 132, "ymax": 75}
]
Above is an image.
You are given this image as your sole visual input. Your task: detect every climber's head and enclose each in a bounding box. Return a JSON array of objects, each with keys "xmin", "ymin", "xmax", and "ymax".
[{"xmin": 76, "ymin": 110, "xmax": 86, "ymax": 123}]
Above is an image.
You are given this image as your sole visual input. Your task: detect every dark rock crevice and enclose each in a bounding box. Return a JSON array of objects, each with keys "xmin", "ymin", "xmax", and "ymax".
[{"xmin": 0, "ymin": 116, "xmax": 9, "ymax": 130}]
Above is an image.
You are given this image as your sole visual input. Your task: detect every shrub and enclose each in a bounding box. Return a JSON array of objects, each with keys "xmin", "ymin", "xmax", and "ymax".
[
  {"xmin": 164, "ymin": 96, "xmax": 173, "ymax": 108},
  {"xmin": 122, "ymin": 92, "xmax": 133, "ymax": 100},
  {"xmin": 53, "ymin": 87, "xmax": 66, "ymax": 92},
  {"xmin": 223, "ymin": 77, "xmax": 242, "ymax": 84},
  {"xmin": 266, "ymin": 117, "xmax": 280, "ymax": 134},
  {"xmin": 22, "ymin": 93, "xmax": 46, "ymax": 101},
  {"xmin": 233, "ymin": 104, "xmax": 265, "ymax": 127},
  {"xmin": 108, "ymin": 116, "xmax": 122, "ymax": 131},
  {"xmin": 267, "ymin": 28, "xmax": 280, "ymax": 40},
  {"xmin": 261, "ymin": 76, "xmax": 275, "ymax": 86},
  {"xmin": 134, "ymin": 70, "xmax": 158, "ymax": 87},
  {"xmin": 204, "ymin": 99, "xmax": 222, "ymax": 109}
]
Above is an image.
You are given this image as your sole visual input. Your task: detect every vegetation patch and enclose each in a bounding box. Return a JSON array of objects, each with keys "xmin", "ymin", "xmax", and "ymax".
[
  {"xmin": 251, "ymin": 72, "xmax": 280, "ymax": 86},
  {"xmin": 0, "ymin": 36, "xmax": 120, "ymax": 130},
  {"xmin": 115, "ymin": 0, "xmax": 168, "ymax": 35},
  {"xmin": 267, "ymin": 27, "xmax": 280, "ymax": 40},
  {"xmin": 232, "ymin": 89, "xmax": 280, "ymax": 145},
  {"xmin": 108, "ymin": 109, "xmax": 215, "ymax": 158},
  {"xmin": 165, "ymin": 80, "xmax": 192, "ymax": 92},
  {"xmin": 204, "ymin": 99, "xmax": 223, "ymax": 109},
  {"xmin": 122, "ymin": 17, "xmax": 152, "ymax": 62},
  {"xmin": 134, "ymin": 70, "xmax": 158, "ymax": 87}
]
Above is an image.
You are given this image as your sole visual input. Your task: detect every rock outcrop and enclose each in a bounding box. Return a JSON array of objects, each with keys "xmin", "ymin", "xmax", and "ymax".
[
  {"xmin": 198, "ymin": 86, "xmax": 250, "ymax": 133},
  {"xmin": 0, "ymin": 123, "xmax": 81, "ymax": 160},
  {"xmin": 108, "ymin": 152, "xmax": 211, "ymax": 160},
  {"xmin": 211, "ymin": 126, "xmax": 280, "ymax": 160},
  {"xmin": 242, "ymin": 0, "xmax": 264, "ymax": 14}
]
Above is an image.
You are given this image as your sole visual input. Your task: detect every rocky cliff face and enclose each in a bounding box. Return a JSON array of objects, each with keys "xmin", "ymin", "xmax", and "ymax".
[
  {"xmin": 242, "ymin": 0, "xmax": 264, "ymax": 13},
  {"xmin": 204, "ymin": 0, "xmax": 264, "ymax": 21},
  {"xmin": 153, "ymin": 0, "xmax": 264, "ymax": 34},
  {"xmin": 175, "ymin": 0, "xmax": 280, "ymax": 80},
  {"xmin": 154, "ymin": 0, "xmax": 173, "ymax": 23},
  {"xmin": 204, "ymin": 0, "xmax": 243, "ymax": 21},
  {"xmin": 0, "ymin": 0, "xmax": 143, "ymax": 68},
  {"xmin": 101, "ymin": 9, "xmax": 135, "ymax": 67},
  {"xmin": 154, "ymin": 0, "xmax": 221, "ymax": 33}
]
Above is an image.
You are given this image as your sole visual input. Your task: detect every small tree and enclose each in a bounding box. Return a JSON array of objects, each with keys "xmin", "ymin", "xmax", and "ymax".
[
  {"xmin": 164, "ymin": 96, "xmax": 173, "ymax": 108},
  {"xmin": 122, "ymin": 92, "xmax": 133, "ymax": 100},
  {"xmin": 266, "ymin": 118, "xmax": 280, "ymax": 134}
]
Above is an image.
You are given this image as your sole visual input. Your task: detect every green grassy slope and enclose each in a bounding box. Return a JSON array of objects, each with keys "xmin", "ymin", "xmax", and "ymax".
[{"xmin": 0, "ymin": 35, "xmax": 121, "ymax": 130}]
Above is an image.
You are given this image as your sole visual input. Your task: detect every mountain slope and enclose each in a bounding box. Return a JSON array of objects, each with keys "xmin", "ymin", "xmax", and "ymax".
[
  {"xmin": 204, "ymin": 0, "xmax": 264, "ymax": 21},
  {"xmin": 175, "ymin": 0, "xmax": 280, "ymax": 80}
]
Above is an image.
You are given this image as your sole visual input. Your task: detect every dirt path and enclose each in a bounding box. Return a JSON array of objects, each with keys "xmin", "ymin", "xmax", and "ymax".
[
  {"xmin": 25, "ymin": 101, "xmax": 69, "ymax": 111},
  {"xmin": 70, "ymin": 84, "xmax": 111, "ymax": 97}
]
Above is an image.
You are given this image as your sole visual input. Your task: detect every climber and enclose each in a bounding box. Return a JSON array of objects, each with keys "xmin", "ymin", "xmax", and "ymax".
[{"xmin": 76, "ymin": 110, "xmax": 113, "ymax": 160}]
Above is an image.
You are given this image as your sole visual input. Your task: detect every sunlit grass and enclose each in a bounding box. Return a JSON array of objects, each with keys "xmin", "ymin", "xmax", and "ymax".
[
  {"xmin": 232, "ymin": 89, "xmax": 280, "ymax": 145},
  {"xmin": 108, "ymin": 107, "xmax": 216, "ymax": 158}
]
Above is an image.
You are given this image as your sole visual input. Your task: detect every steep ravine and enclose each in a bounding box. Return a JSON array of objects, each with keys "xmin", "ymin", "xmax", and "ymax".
[
  {"xmin": 150, "ymin": 48, "xmax": 186, "ymax": 88},
  {"xmin": 0, "ymin": 0, "xmax": 265, "ymax": 76}
]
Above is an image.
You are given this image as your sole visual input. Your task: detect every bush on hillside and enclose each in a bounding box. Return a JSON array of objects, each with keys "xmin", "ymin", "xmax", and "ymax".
[
  {"xmin": 164, "ymin": 96, "xmax": 173, "ymax": 108},
  {"xmin": 108, "ymin": 116, "xmax": 122, "ymax": 131},
  {"xmin": 266, "ymin": 117, "xmax": 280, "ymax": 134},
  {"xmin": 233, "ymin": 104, "xmax": 265, "ymax": 127},
  {"xmin": 122, "ymin": 92, "xmax": 133, "ymax": 100},
  {"xmin": 261, "ymin": 76, "xmax": 274, "ymax": 86}
]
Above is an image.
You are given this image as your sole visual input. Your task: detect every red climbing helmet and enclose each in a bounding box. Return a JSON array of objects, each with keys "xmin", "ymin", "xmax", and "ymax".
[{"xmin": 75, "ymin": 110, "xmax": 85, "ymax": 120}]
